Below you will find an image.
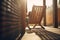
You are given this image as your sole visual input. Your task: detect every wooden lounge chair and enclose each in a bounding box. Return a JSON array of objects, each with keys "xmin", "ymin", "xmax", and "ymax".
[{"xmin": 28, "ymin": 5, "xmax": 45, "ymax": 29}]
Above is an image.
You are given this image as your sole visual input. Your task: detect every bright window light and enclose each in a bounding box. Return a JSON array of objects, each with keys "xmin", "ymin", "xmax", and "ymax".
[
  {"xmin": 46, "ymin": 0, "xmax": 53, "ymax": 8},
  {"xmin": 27, "ymin": 0, "xmax": 43, "ymax": 12},
  {"xmin": 27, "ymin": 0, "xmax": 53, "ymax": 12}
]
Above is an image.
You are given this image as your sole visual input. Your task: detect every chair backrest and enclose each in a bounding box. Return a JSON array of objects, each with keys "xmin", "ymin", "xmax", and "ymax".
[{"xmin": 29, "ymin": 5, "xmax": 44, "ymax": 24}]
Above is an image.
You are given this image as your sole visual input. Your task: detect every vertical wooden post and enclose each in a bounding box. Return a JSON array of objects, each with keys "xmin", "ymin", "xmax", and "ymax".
[
  {"xmin": 43, "ymin": 0, "xmax": 46, "ymax": 26},
  {"xmin": 53, "ymin": 0, "xmax": 58, "ymax": 28}
]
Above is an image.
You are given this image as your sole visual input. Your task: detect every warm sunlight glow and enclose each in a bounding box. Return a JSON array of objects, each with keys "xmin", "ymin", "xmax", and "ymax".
[
  {"xmin": 27, "ymin": 0, "xmax": 53, "ymax": 12},
  {"xmin": 46, "ymin": 0, "xmax": 53, "ymax": 8},
  {"xmin": 27, "ymin": 0, "xmax": 43, "ymax": 12}
]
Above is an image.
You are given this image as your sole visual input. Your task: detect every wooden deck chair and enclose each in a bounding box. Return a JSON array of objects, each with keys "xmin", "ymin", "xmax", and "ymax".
[{"xmin": 29, "ymin": 5, "xmax": 45, "ymax": 29}]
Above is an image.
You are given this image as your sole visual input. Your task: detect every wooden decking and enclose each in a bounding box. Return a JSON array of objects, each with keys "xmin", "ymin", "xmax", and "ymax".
[
  {"xmin": 21, "ymin": 27, "xmax": 60, "ymax": 40},
  {"xmin": 34, "ymin": 28, "xmax": 60, "ymax": 40}
]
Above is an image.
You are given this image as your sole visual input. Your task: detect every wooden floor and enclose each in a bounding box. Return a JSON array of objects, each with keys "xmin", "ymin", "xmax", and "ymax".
[
  {"xmin": 21, "ymin": 32, "xmax": 41, "ymax": 40},
  {"xmin": 21, "ymin": 26, "xmax": 60, "ymax": 40}
]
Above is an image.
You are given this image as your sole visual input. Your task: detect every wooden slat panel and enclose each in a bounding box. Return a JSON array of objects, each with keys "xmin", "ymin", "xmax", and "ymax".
[
  {"xmin": 0, "ymin": 0, "xmax": 25, "ymax": 40},
  {"xmin": 29, "ymin": 5, "xmax": 44, "ymax": 24}
]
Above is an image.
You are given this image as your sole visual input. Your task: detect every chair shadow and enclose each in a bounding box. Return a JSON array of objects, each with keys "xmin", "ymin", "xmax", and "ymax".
[
  {"xmin": 35, "ymin": 28, "xmax": 60, "ymax": 40},
  {"xmin": 27, "ymin": 28, "xmax": 60, "ymax": 40}
]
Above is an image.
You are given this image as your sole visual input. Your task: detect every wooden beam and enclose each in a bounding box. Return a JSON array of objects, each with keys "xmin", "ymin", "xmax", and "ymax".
[
  {"xmin": 43, "ymin": 0, "xmax": 46, "ymax": 26},
  {"xmin": 53, "ymin": 0, "xmax": 58, "ymax": 28}
]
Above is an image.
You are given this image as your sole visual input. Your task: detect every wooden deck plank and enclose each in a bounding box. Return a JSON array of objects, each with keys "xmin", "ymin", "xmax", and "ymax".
[
  {"xmin": 22, "ymin": 27, "xmax": 60, "ymax": 40},
  {"xmin": 26, "ymin": 27, "xmax": 60, "ymax": 40}
]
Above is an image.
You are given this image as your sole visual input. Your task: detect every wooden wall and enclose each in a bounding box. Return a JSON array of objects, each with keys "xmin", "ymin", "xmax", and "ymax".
[
  {"xmin": 58, "ymin": 8, "xmax": 60, "ymax": 25},
  {"xmin": 0, "ymin": 0, "xmax": 26, "ymax": 40},
  {"xmin": 46, "ymin": 7, "xmax": 53, "ymax": 25},
  {"xmin": 46, "ymin": 7, "xmax": 60, "ymax": 26}
]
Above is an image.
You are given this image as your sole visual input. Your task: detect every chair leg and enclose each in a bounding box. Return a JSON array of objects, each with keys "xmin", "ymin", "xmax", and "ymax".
[
  {"xmin": 39, "ymin": 24, "xmax": 45, "ymax": 29},
  {"xmin": 33, "ymin": 24, "xmax": 37, "ymax": 29},
  {"xmin": 28, "ymin": 26, "xmax": 31, "ymax": 30},
  {"xmin": 26, "ymin": 22, "xmax": 31, "ymax": 30}
]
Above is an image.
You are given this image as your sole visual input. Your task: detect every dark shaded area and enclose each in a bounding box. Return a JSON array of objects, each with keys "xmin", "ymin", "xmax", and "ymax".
[{"xmin": 0, "ymin": 0, "xmax": 25, "ymax": 40}]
